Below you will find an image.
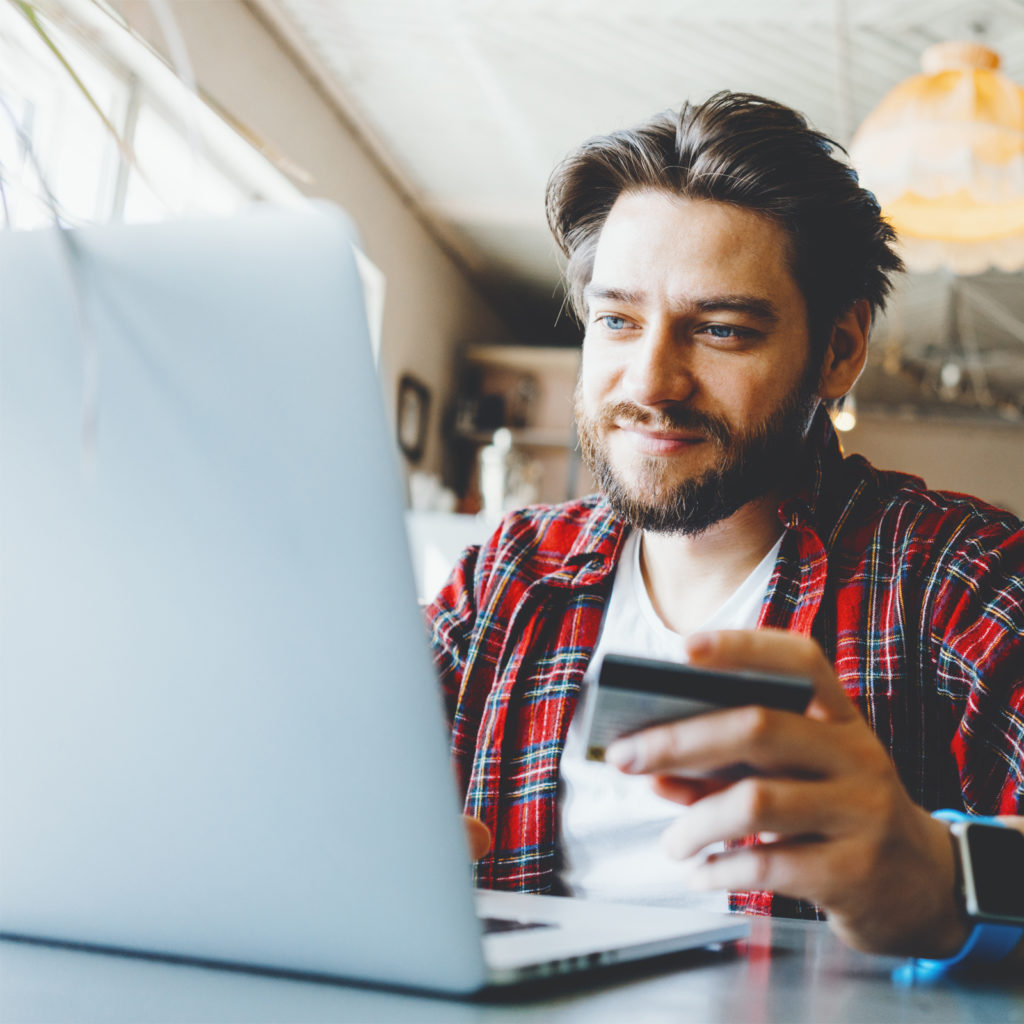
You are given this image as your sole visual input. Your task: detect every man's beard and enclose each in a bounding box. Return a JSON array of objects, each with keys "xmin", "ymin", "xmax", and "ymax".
[{"xmin": 575, "ymin": 373, "xmax": 820, "ymax": 537}]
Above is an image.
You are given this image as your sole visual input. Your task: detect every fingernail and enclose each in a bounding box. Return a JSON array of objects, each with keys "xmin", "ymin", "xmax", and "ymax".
[
  {"xmin": 686, "ymin": 633, "xmax": 713, "ymax": 656},
  {"xmin": 660, "ymin": 828, "xmax": 686, "ymax": 860},
  {"xmin": 605, "ymin": 738, "xmax": 642, "ymax": 772},
  {"xmin": 676, "ymin": 859, "xmax": 708, "ymax": 890}
]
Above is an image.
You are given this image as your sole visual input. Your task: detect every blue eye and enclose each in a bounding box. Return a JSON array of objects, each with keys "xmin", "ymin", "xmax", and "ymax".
[
  {"xmin": 600, "ymin": 315, "xmax": 629, "ymax": 330},
  {"xmin": 705, "ymin": 324, "xmax": 738, "ymax": 338}
]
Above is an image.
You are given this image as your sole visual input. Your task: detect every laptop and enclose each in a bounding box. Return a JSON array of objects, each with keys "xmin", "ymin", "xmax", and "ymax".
[{"xmin": 0, "ymin": 206, "xmax": 748, "ymax": 995}]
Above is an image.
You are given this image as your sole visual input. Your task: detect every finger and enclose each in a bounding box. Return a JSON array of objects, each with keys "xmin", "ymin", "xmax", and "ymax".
[
  {"xmin": 1001, "ymin": 815, "xmax": 1024, "ymax": 837},
  {"xmin": 661, "ymin": 776, "xmax": 848, "ymax": 859},
  {"xmin": 462, "ymin": 815, "xmax": 491, "ymax": 860},
  {"xmin": 685, "ymin": 628, "xmax": 859, "ymax": 723},
  {"xmin": 650, "ymin": 774, "xmax": 729, "ymax": 805},
  {"xmin": 606, "ymin": 704, "xmax": 847, "ymax": 778},
  {"xmin": 674, "ymin": 836, "xmax": 839, "ymax": 904}
]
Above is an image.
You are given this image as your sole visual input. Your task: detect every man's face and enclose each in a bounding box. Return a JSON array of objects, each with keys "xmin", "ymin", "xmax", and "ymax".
[{"xmin": 575, "ymin": 190, "xmax": 821, "ymax": 536}]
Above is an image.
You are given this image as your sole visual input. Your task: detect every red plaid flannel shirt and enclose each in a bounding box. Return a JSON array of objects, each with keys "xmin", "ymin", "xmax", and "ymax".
[{"xmin": 427, "ymin": 414, "xmax": 1024, "ymax": 918}]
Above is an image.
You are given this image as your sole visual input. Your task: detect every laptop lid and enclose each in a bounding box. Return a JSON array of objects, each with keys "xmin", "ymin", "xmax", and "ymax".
[{"xmin": 0, "ymin": 207, "xmax": 490, "ymax": 993}]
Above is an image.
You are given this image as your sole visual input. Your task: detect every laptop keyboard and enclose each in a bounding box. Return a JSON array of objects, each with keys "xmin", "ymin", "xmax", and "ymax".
[{"xmin": 481, "ymin": 916, "xmax": 554, "ymax": 935}]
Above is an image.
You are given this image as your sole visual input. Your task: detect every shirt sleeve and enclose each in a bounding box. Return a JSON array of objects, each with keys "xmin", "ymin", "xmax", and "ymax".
[
  {"xmin": 934, "ymin": 522, "xmax": 1024, "ymax": 815},
  {"xmin": 425, "ymin": 542, "xmax": 482, "ymax": 724}
]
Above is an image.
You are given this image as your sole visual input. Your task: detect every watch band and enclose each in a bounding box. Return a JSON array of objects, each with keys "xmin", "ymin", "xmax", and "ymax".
[{"xmin": 912, "ymin": 810, "xmax": 1024, "ymax": 976}]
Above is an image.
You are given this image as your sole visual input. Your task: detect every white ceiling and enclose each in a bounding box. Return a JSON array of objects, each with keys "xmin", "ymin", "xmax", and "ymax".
[{"xmin": 253, "ymin": 0, "xmax": 1024, "ymax": 422}]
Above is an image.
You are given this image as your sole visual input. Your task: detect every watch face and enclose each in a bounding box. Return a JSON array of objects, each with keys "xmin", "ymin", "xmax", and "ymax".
[{"xmin": 963, "ymin": 824, "xmax": 1024, "ymax": 922}]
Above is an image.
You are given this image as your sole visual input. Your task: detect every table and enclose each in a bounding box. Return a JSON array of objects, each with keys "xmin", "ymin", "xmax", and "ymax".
[{"xmin": 2, "ymin": 918, "xmax": 1022, "ymax": 1023}]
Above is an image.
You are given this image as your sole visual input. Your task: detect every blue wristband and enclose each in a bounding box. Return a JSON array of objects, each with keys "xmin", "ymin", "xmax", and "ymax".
[{"xmin": 911, "ymin": 810, "xmax": 1024, "ymax": 976}]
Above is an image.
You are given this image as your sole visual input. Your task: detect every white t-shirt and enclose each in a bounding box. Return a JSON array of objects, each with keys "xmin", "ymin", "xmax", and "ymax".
[{"xmin": 558, "ymin": 530, "xmax": 783, "ymax": 909}]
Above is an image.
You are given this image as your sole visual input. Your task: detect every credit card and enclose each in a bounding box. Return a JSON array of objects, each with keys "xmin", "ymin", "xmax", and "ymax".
[{"xmin": 585, "ymin": 653, "xmax": 814, "ymax": 762}]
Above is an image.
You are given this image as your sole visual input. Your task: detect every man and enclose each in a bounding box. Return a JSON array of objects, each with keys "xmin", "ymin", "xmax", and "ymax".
[{"xmin": 429, "ymin": 92, "xmax": 1024, "ymax": 964}]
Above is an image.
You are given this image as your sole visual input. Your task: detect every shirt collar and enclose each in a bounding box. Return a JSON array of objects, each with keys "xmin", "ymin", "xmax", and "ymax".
[
  {"xmin": 775, "ymin": 406, "xmax": 855, "ymax": 543},
  {"xmin": 548, "ymin": 498, "xmax": 628, "ymax": 587}
]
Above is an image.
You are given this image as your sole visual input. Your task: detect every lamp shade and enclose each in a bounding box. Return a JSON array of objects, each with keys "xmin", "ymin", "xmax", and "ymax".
[{"xmin": 850, "ymin": 41, "xmax": 1024, "ymax": 273}]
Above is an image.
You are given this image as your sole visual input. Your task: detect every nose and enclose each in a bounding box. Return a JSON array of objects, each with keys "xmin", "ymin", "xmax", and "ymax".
[{"xmin": 620, "ymin": 320, "xmax": 695, "ymax": 408}]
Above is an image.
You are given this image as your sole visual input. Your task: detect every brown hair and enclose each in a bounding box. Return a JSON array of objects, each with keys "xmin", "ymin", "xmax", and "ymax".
[{"xmin": 545, "ymin": 91, "xmax": 903, "ymax": 351}]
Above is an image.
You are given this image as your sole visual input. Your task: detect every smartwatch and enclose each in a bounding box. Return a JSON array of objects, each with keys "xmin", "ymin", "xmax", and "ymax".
[{"xmin": 912, "ymin": 810, "xmax": 1024, "ymax": 975}]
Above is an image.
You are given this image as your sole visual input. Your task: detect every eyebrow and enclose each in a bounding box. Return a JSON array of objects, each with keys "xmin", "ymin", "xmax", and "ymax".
[{"xmin": 583, "ymin": 285, "xmax": 781, "ymax": 326}]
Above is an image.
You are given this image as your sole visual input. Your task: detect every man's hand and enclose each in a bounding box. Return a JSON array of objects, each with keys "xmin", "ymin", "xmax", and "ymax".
[
  {"xmin": 604, "ymin": 628, "xmax": 969, "ymax": 957},
  {"xmin": 463, "ymin": 815, "xmax": 492, "ymax": 860}
]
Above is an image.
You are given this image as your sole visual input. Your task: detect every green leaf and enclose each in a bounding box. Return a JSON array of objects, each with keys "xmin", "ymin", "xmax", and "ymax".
[{"xmin": 13, "ymin": 0, "xmax": 134, "ymax": 163}]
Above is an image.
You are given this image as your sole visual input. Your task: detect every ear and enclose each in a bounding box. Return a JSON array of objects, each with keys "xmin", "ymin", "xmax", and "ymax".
[{"xmin": 817, "ymin": 299, "xmax": 870, "ymax": 402}]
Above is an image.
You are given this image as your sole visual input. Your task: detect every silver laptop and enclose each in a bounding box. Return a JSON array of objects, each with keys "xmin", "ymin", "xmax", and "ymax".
[{"xmin": 0, "ymin": 206, "xmax": 747, "ymax": 995}]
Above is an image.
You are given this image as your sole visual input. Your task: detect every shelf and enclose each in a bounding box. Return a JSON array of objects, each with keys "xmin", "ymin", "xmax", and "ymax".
[
  {"xmin": 464, "ymin": 344, "xmax": 581, "ymax": 374},
  {"xmin": 455, "ymin": 426, "xmax": 576, "ymax": 449},
  {"xmin": 453, "ymin": 344, "xmax": 585, "ymax": 504}
]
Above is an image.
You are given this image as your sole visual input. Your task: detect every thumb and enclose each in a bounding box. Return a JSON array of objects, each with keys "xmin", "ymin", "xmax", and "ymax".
[{"xmin": 684, "ymin": 628, "xmax": 859, "ymax": 723}]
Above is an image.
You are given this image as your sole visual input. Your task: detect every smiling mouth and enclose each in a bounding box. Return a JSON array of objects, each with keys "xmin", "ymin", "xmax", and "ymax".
[{"xmin": 615, "ymin": 422, "xmax": 710, "ymax": 454}]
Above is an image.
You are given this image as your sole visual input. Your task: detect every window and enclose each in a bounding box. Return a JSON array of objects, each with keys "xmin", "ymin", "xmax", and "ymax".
[
  {"xmin": 0, "ymin": 0, "xmax": 299, "ymax": 230},
  {"xmin": 0, "ymin": 1, "xmax": 383, "ymax": 355}
]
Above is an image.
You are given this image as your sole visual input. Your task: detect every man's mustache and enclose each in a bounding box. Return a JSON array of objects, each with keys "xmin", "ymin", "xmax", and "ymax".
[{"xmin": 596, "ymin": 401, "xmax": 732, "ymax": 447}]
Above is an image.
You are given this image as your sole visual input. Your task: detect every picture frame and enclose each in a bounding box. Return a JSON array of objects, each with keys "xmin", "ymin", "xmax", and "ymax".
[{"xmin": 396, "ymin": 373, "xmax": 431, "ymax": 463}]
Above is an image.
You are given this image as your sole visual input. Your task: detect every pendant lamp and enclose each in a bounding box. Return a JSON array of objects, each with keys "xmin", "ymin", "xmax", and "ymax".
[{"xmin": 850, "ymin": 41, "xmax": 1024, "ymax": 274}]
